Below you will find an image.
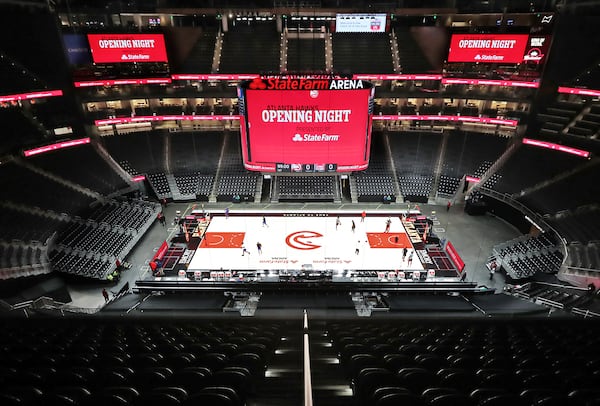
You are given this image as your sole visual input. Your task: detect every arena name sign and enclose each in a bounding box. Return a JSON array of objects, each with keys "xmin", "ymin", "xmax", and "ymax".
[{"xmin": 248, "ymin": 77, "xmax": 364, "ymax": 91}]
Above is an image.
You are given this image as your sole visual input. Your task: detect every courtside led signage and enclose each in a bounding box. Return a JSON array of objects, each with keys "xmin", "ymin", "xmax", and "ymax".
[
  {"xmin": 372, "ymin": 115, "xmax": 518, "ymax": 126},
  {"xmin": 558, "ymin": 87, "xmax": 600, "ymax": 97},
  {"xmin": 0, "ymin": 90, "xmax": 63, "ymax": 103},
  {"xmin": 522, "ymin": 138, "xmax": 590, "ymax": 158},
  {"xmin": 23, "ymin": 138, "xmax": 90, "ymax": 157}
]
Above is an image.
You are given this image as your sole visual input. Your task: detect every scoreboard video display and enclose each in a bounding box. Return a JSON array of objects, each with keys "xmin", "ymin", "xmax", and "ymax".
[
  {"xmin": 239, "ymin": 77, "xmax": 374, "ymax": 173},
  {"xmin": 87, "ymin": 34, "xmax": 168, "ymax": 63},
  {"xmin": 447, "ymin": 34, "xmax": 551, "ymax": 64}
]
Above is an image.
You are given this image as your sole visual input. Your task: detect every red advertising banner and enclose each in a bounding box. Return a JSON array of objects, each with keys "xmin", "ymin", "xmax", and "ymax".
[
  {"xmin": 372, "ymin": 115, "xmax": 518, "ymax": 126},
  {"xmin": 445, "ymin": 240, "xmax": 465, "ymax": 272},
  {"xmin": 243, "ymin": 87, "xmax": 372, "ymax": 172},
  {"xmin": 88, "ymin": 34, "xmax": 168, "ymax": 63},
  {"xmin": 448, "ymin": 34, "xmax": 529, "ymax": 63},
  {"xmin": 23, "ymin": 138, "xmax": 90, "ymax": 157},
  {"xmin": 522, "ymin": 138, "xmax": 590, "ymax": 158}
]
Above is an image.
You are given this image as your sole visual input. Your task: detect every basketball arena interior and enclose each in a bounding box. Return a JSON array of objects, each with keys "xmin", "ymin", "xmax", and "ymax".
[{"xmin": 1, "ymin": 0, "xmax": 600, "ymax": 405}]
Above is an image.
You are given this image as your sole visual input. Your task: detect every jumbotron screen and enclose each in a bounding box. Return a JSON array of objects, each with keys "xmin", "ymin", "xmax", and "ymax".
[
  {"xmin": 448, "ymin": 34, "xmax": 529, "ymax": 63},
  {"xmin": 87, "ymin": 34, "xmax": 168, "ymax": 63},
  {"xmin": 240, "ymin": 78, "xmax": 374, "ymax": 172}
]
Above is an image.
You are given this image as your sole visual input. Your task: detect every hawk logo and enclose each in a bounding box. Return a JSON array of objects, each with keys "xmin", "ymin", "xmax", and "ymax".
[
  {"xmin": 523, "ymin": 48, "xmax": 544, "ymax": 62},
  {"xmin": 285, "ymin": 231, "xmax": 323, "ymax": 250},
  {"xmin": 292, "ymin": 134, "xmax": 303, "ymax": 142},
  {"xmin": 541, "ymin": 15, "xmax": 553, "ymax": 23},
  {"xmin": 249, "ymin": 78, "xmax": 267, "ymax": 90}
]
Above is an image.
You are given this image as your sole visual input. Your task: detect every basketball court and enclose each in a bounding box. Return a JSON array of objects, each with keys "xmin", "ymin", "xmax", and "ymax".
[{"xmin": 187, "ymin": 214, "xmax": 424, "ymax": 272}]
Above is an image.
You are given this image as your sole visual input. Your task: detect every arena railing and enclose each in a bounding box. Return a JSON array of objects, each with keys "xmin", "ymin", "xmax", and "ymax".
[
  {"xmin": 477, "ymin": 187, "xmax": 568, "ymax": 267},
  {"xmin": 303, "ymin": 309, "xmax": 314, "ymax": 406}
]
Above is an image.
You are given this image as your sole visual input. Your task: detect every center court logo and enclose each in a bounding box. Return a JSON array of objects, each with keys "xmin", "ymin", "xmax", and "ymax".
[{"xmin": 285, "ymin": 231, "xmax": 323, "ymax": 250}]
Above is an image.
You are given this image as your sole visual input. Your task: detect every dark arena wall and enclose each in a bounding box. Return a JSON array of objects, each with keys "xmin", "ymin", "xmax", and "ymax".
[{"xmin": 1, "ymin": 2, "xmax": 600, "ymax": 405}]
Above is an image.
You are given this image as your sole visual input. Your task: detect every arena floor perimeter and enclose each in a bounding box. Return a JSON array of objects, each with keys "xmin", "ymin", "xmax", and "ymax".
[{"xmin": 188, "ymin": 212, "xmax": 425, "ymax": 272}]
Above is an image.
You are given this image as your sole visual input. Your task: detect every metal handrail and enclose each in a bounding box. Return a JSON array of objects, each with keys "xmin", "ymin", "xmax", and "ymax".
[
  {"xmin": 303, "ymin": 309, "xmax": 313, "ymax": 406},
  {"xmin": 477, "ymin": 187, "xmax": 569, "ymax": 265},
  {"xmin": 572, "ymin": 307, "xmax": 600, "ymax": 318},
  {"xmin": 527, "ymin": 281, "xmax": 590, "ymax": 291},
  {"xmin": 565, "ymin": 265, "xmax": 600, "ymax": 273}
]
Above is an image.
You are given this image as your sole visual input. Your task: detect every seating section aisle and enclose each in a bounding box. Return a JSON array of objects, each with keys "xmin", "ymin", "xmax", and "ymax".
[
  {"xmin": 0, "ymin": 162, "xmax": 95, "ymax": 216},
  {"xmin": 50, "ymin": 200, "xmax": 159, "ymax": 279},
  {"xmin": 438, "ymin": 131, "xmax": 509, "ymax": 196},
  {"xmin": 30, "ymin": 97, "xmax": 75, "ymax": 131},
  {"xmin": 219, "ymin": 23, "xmax": 280, "ymax": 73},
  {"xmin": 327, "ymin": 319, "xmax": 600, "ymax": 406},
  {"xmin": 332, "ymin": 33, "xmax": 394, "ymax": 73},
  {"xmin": 180, "ymin": 29, "xmax": 217, "ymax": 73},
  {"xmin": 566, "ymin": 241, "xmax": 600, "ymax": 270},
  {"xmin": 518, "ymin": 160, "xmax": 600, "ymax": 215},
  {"xmin": 277, "ymin": 176, "xmax": 336, "ymax": 202},
  {"xmin": 0, "ymin": 318, "xmax": 281, "ymax": 406},
  {"xmin": 174, "ymin": 173, "xmax": 201, "ymax": 197},
  {"xmin": 216, "ymin": 132, "xmax": 258, "ymax": 202},
  {"xmin": 170, "ymin": 132, "xmax": 223, "ymax": 174},
  {"xmin": 492, "ymin": 234, "xmax": 563, "ymax": 280},
  {"xmin": 537, "ymin": 99, "xmax": 586, "ymax": 137},
  {"xmin": 355, "ymin": 132, "xmax": 396, "ymax": 202},
  {"xmin": 570, "ymin": 102, "xmax": 600, "ymax": 139},
  {"xmin": 286, "ymin": 37, "xmax": 326, "ymax": 72},
  {"xmin": 512, "ymin": 282, "xmax": 597, "ymax": 312},
  {"xmin": 0, "ymin": 206, "xmax": 66, "ymax": 244},
  {"xmin": 0, "ymin": 53, "xmax": 44, "ymax": 94},
  {"xmin": 2, "ymin": 317, "xmax": 600, "ymax": 405},
  {"xmin": 493, "ymin": 144, "xmax": 586, "ymax": 195},
  {"xmin": 395, "ymin": 28, "xmax": 435, "ymax": 73},
  {"xmin": 549, "ymin": 205, "xmax": 600, "ymax": 244},
  {"xmin": 147, "ymin": 172, "xmax": 172, "ymax": 200},
  {"xmin": 0, "ymin": 241, "xmax": 50, "ymax": 279},
  {"xmin": 388, "ymin": 131, "xmax": 442, "ymax": 202},
  {"xmin": 103, "ymin": 131, "xmax": 167, "ymax": 175},
  {"xmin": 116, "ymin": 132, "xmax": 223, "ymax": 201},
  {"xmin": 28, "ymin": 144, "xmax": 128, "ymax": 195},
  {"xmin": 0, "ymin": 108, "xmax": 46, "ymax": 155}
]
